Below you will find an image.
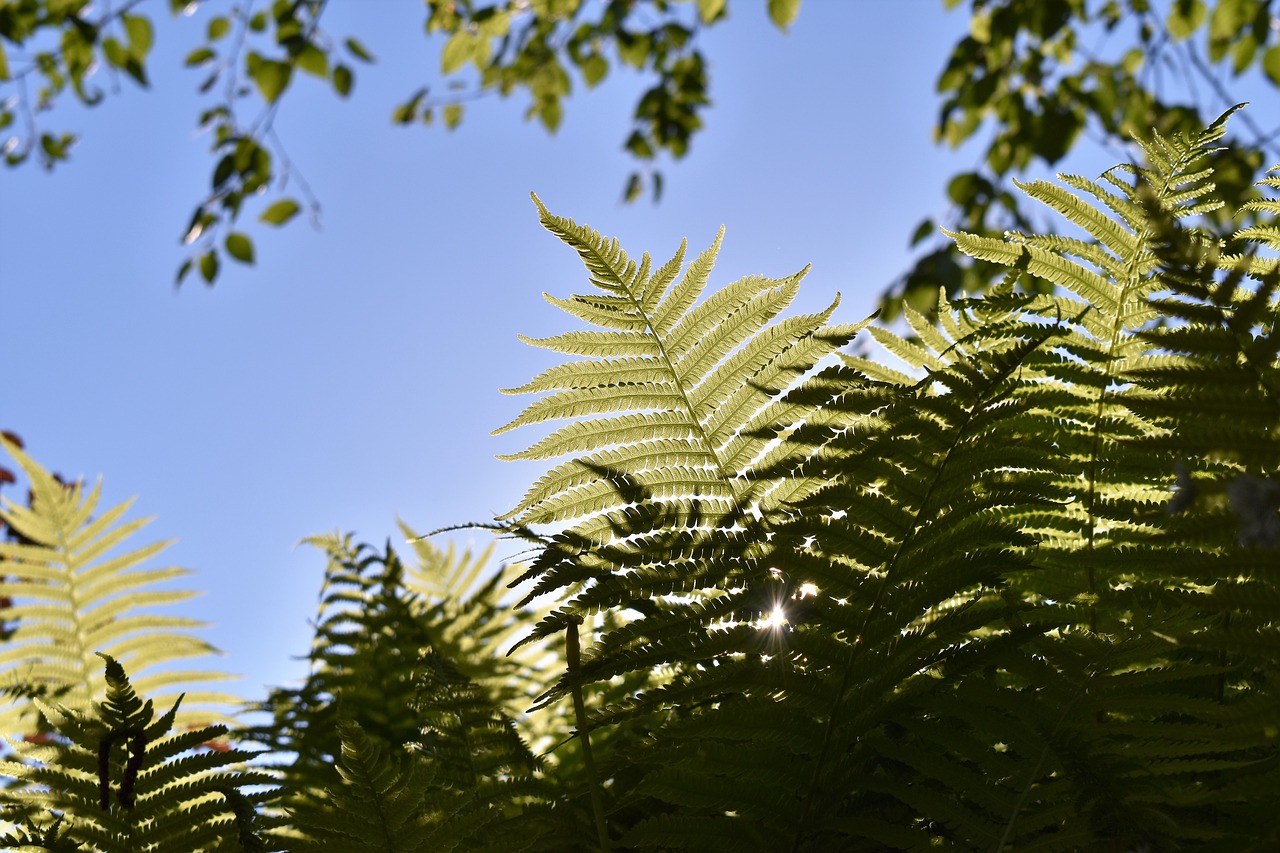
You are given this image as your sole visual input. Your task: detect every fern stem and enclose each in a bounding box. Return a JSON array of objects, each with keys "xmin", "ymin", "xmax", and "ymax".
[{"xmin": 566, "ymin": 616, "xmax": 611, "ymax": 852}]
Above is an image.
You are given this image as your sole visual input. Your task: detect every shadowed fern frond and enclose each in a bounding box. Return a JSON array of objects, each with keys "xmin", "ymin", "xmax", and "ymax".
[{"xmin": 0, "ymin": 654, "xmax": 274, "ymax": 851}]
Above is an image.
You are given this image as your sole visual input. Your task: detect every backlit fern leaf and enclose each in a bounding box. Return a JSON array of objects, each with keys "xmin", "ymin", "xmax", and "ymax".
[
  {"xmin": 285, "ymin": 721, "xmax": 435, "ymax": 852},
  {"xmin": 596, "ymin": 108, "xmax": 1280, "ymax": 851},
  {"xmin": 290, "ymin": 666, "xmax": 581, "ymax": 852},
  {"xmin": 496, "ymin": 194, "xmax": 861, "ymax": 536},
  {"xmin": 618, "ymin": 302, "xmax": 1070, "ymax": 850}
]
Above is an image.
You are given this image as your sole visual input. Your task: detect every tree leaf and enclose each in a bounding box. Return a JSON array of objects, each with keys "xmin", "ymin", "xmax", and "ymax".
[
  {"xmin": 538, "ymin": 98, "xmax": 562, "ymax": 132},
  {"xmin": 259, "ymin": 199, "xmax": 300, "ymax": 226},
  {"xmin": 225, "ymin": 232, "xmax": 255, "ymax": 264},
  {"xmin": 199, "ymin": 250, "xmax": 219, "ymax": 284},
  {"xmin": 582, "ymin": 54, "xmax": 607, "ymax": 87},
  {"xmin": 768, "ymin": 0, "xmax": 802, "ymax": 31},
  {"xmin": 105, "ymin": 38, "xmax": 129, "ymax": 69},
  {"xmin": 250, "ymin": 56, "xmax": 291, "ymax": 104},
  {"xmin": 208, "ymin": 16, "xmax": 231, "ymax": 41},
  {"xmin": 1166, "ymin": 0, "xmax": 1206, "ymax": 40},
  {"xmin": 185, "ymin": 47, "xmax": 215, "ymax": 67},
  {"xmin": 344, "ymin": 37, "xmax": 375, "ymax": 63},
  {"xmin": 333, "ymin": 64, "xmax": 353, "ymax": 97},
  {"xmin": 441, "ymin": 32, "xmax": 474, "ymax": 74},
  {"xmin": 0, "ymin": 41, "xmax": 9, "ymax": 81},
  {"xmin": 212, "ymin": 153, "xmax": 234, "ymax": 190},
  {"xmin": 444, "ymin": 103, "xmax": 463, "ymax": 129},
  {"xmin": 296, "ymin": 43, "xmax": 329, "ymax": 78},
  {"xmin": 123, "ymin": 14, "xmax": 153, "ymax": 59},
  {"xmin": 697, "ymin": 0, "xmax": 727, "ymax": 23},
  {"xmin": 393, "ymin": 88, "xmax": 426, "ymax": 125},
  {"xmin": 1263, "ymin": 46, "xmax": 1280, "ymax": 86}
]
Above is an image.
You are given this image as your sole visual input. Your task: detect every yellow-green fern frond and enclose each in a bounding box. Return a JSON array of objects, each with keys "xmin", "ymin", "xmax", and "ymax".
[
  {"xmin": 0, "ymin": 437, "xmax": 238, "ymax": 742},
  {"xmin": 497, "ymin": 194, "xmax": 861, "ymax": 536}
]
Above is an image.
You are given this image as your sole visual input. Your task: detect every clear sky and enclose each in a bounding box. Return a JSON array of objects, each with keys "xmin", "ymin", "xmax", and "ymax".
[{"xmin": 0, "ymin": 1, "xmax": 1171, "ymax": 701}]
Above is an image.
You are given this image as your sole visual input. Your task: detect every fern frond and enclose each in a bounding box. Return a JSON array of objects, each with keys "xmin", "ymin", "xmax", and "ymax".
[
  {"xmin": 499, "ymin": 194, "xmax": 859, "ymax": 533},
  {"xmin": 288, "ymin": 721, "xmax": 436, "ymax": 852}
]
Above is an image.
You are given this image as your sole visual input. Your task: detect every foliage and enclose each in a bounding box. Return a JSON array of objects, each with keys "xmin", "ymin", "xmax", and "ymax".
[
  {"xmin": 891, "ymin": 0, "xmax": 1280, "ymax": 319},
  {"xmin": 0, "ymin": 434, "xmax": 239, "ymax": 742},
  {"xmin": 7, "ymin": 111, "xmax": 1280, "ymax": 849},
  {"xmin": 9, "ymin": 1, "xmax": 1279, "ymax": 317},
  {"xmin": 0, "ymin": 653, "xmax": 273, "ymax": 852},
  {"xmin": 247, "ymin": 529, "xmax": 561, "ymax": 815},
  {"xmin": 0, "ymin": 0, "xmax": 796, "ymax": 285}
]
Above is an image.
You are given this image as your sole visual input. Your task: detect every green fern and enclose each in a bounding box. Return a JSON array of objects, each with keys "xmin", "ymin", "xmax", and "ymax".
[
  {"xmin": 9, "ymin": 111, "xmax": 1280, "ymax": 852},
  {"xmin": 493, "ymin": 194, "xmax": 865, "ymax": 707},
  {"xmin": 249, "ymin": 531, "xmax": 561, "ymax": 820},
  {"xmin": 289, "ymin": 667, "xmax": 584, "ymax": 852},
  {"xmin": 498, "ymin": 193, "xmax": 860, "ymax": 532},
  {"xmin": 0, "ymin": 437, "xmax": 238, "ymax": 742},
  {"xmin": 492, "ymin": 109, "xmax": 1280, "ymax": 851},
  {"xmin": 286, "ymin": 721, "xmax": 436, "ymax": 852},
  {"xmin": 0, "ymin": 654, "xmax": 273, "ymax": 851}
]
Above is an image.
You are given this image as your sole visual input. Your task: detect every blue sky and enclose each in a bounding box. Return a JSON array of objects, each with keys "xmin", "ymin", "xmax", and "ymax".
[{"xmin": 0, "ymin": 1, "xmax": 1183, "ymax": 700}]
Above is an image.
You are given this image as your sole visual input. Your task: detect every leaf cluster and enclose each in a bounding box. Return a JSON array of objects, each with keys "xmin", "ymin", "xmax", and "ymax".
[{"xmin": 889, "ymin": 0, "xmax": 1280, "ymax": 320}]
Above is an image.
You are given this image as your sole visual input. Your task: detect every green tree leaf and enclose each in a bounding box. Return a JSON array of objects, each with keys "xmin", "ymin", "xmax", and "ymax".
[
  {"xmin": 1264, "ymin": 46, "xmax": 1280, "ymax": 86},
  {"xmin": 344, "ymin": 37, "xmax": 376, "ymax": 63},
  {"xmin": 581, "ymin": 54, "xmax": 608, "ymax": 87},
  {"xmin": 249, "ymin": 55, "xmax": 291, "ymax": 104},
  {"xmin": 1166, "ymin": 0, "xmax": 1206, "ymax": 40},
  {"xmin": 441, "ymin": 32, "xmax": 474, "ymax": 74},
  {"xmin": 123, "ymin": 14, "xmax": 153, "ymax": 59},
  {"xmin": 199, "ymin": 250, "xmax": 219, "ymax": 283},
  {"xmin": 768, "ymin": 0, "xmax": 802, "ymax": 30},
  {"xmin": 333, "ymin": 64, "xmax": 353, "ymax": 97},
  {"xmin": 259, "ymin": 199, "xmax": 300, "ymax": 226},
  {"xmin": 225, "ymin": 232, "xmax": 255, "ymax": 264},
  {"xmin": 443, "ymin": 103, "xmax": 462, "ymax": 129},
  {"xmin": 207, "ymin": 16, "xmax": 231, "ymax": 41},
  {"xmin": 185, "ymin": 47, "xmax": 215, "ymax": 67},
  {"xmin": 697, "ymin": 0, "xmax": 727, "ymax": 23},
  {"xmin": 296, "ymin": 44, "xmax": 329, "ymax": 78}
]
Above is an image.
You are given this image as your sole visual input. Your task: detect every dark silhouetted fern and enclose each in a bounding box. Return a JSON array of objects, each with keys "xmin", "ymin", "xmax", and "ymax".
[
  {"xmin": 248, "ymin": 531, "xmax": 558, "ymax": 820},
  {"xmin": 0, "ymin": 654, "xmax": 273, "ymax": 851}
]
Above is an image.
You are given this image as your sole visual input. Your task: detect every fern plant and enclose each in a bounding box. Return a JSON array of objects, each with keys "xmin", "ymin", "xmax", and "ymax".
[
  {"xmin": 0, "ymin": 654, "xmax": 273, "ymax": 851},
  {"xmin": 248, "ymin": 529, "xmax": 560, "ymax": 818},
  {"xmin": 8, "ymin": 111, "xmax": 1280, "ymax": 852},
  {"xmin": 487, "ymin": 111, "xmax": 1280, "ymax": 851},
  {"xmin": 0, "ymin": 436, "xmax": 238, "ymax": 741}
]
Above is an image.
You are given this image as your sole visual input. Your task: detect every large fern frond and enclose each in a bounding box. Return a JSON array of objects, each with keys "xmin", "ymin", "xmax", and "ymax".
[
  {"xmin": 498, "ymin": 194, "xmax": 861, "ymax": 534},
  {"xmin": 620, "ymin": 293, "xmax": 1073, "ymax": 850},
  {"xmin": 583, "ymin": 108, "xmax": 1280, "ymax": 851}
]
